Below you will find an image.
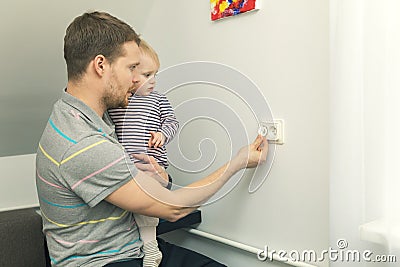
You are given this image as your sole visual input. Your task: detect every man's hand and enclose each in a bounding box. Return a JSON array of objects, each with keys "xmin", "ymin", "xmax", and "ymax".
[
  {"xmin": 148, "ymin": 132, "xmax": 165, "ymax": 148},
  {"xmin": 236, "ymin": 135, "xmax": 268, "ymax": 169},
  {"xmin": 131, "ymin": 154, "xmax": 169, "ymax": 187}
]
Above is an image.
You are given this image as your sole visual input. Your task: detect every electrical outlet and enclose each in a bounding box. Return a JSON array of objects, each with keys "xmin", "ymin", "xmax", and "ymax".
[{"xmin": 258, "ymin": 119, "xmax": 284, "ymax": 144}]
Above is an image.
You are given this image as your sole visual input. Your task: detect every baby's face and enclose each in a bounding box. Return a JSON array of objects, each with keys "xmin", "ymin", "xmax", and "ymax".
[{"xmin": 135, "ymin": 53, "xmax": 159, "ymax": 96}]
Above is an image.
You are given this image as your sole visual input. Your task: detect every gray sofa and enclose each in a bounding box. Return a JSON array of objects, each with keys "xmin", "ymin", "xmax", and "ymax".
[{"xmin": 0, "ymin": 208, "xmax": 49, "ymax": 267}]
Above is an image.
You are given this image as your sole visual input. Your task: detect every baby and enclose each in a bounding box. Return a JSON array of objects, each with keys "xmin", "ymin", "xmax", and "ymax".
[{"xmin": 108, "ymin": 39, "xmax": 179, "ymax": 267}]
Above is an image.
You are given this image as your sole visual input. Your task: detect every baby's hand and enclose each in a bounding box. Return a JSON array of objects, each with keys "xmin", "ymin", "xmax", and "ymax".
[{"xmin": 148, "ymin": 131, "xmax": 165, "ymax": 148}]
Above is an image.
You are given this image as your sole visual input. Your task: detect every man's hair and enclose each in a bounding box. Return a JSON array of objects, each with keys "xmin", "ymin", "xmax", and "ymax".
[
  {"xmin": 139, "ymin": 39, "xmax": 160, "ymax": 69},
  {"xmin": 64, "ymin": 11, "xmax": 141, "ymax": 81}
]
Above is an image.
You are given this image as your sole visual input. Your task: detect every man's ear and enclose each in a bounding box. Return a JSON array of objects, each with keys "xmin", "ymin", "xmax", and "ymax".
[{"xmin": 93, "ymin": 55, "xmax": 107, "ymax": 76}]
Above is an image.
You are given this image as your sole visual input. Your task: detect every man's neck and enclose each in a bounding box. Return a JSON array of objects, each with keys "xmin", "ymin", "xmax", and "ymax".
[{"xmin": 66, "ymin": 81, "xmax": 105, "ymax": 117}]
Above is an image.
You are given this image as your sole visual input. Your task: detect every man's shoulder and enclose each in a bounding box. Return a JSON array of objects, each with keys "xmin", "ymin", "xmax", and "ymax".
[
  {"xmin": 38, "ymin": 129, "xmax": 120, "ymax": 163},
  {"xmin": 38, "ymin": 101, "xmax": 121, "ymax": 166}
]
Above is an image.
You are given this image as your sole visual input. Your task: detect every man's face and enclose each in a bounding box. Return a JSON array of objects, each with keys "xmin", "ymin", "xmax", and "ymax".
[
  {"xmin": 103, "ymin": 41, "xmax": 140, "ymax": 108},
  {"xmin": 134, "ymin": 53, "xmax": 159, "ymax": 96}
]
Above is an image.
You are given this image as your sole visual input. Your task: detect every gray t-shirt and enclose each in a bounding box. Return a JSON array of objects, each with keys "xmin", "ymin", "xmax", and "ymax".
[{"xmin": 36, "ymin": 91, "xmax": 143, "ymax": 266}]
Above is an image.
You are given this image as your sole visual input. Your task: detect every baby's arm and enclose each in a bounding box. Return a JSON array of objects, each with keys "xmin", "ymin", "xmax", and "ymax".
[{"xmin": 158, "ymin": 94, "xmax": 179, "ymax": 144}]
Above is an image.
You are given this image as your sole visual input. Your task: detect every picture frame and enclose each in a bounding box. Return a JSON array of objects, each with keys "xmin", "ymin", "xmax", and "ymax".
[{"xmin": 211, "ymin": 0, "xmax": 260, "ymax": 21}]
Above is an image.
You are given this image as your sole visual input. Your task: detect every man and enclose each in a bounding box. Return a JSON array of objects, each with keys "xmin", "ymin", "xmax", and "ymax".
[{"xmin": 36, "ymin": 11, "xmax": 268, "ymax": 267}]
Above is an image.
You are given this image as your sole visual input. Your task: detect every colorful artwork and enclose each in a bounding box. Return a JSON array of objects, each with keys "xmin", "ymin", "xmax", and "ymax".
[{"xmin": 211, "ymin": 0, "xmax": 259, "ymax": 21}]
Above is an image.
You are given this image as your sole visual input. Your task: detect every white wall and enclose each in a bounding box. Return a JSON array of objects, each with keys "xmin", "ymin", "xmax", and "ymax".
[
  {"xmin": 138, "ymin": 1, "xmax": 329, "ymax": 266},
  {"xmin": 0, "ymin": 154, "xmax": 38, "ymax": 211},
  {"xmin": 0, "ymin": 0, "xmax": 157, "ymax": 208},
  {"xmin": 0, "ymin": 0, "xmax": 155, "ymax": 208},
  {"xmin": 329, "ymin": 1, "xmax": 399, "ymax": 266},
  {"xmin": 0, "ymin": 0, "xmax": 153, "ymax": 156},
  {"xmin": 0, "ymin": 1, "xmax": 329, "ymax": 266}
]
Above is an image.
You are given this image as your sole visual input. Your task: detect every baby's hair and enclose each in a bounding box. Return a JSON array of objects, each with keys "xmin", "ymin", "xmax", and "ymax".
[{"xmin": 139, "ymin": 39, "xmax": 160, "ymax": 68}]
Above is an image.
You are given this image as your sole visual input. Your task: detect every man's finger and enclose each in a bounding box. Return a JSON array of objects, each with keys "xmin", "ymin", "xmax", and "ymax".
[
  {"xmin": 135, "ymin": 163, "xmax": 156, "ymax": 173},
  {"xmin": 252, "ymin": 134, "xmax": 264, "ymax": 149},
  {"xmin": 146, "ymin": 156, "xmax": 160, "ymax": 170},
  {"xmin": 131, "ymin": 153, "xmax": 152, "ymax": 164},
  {"xmin": 149, "ymin": 156, "xmax": 158, "ymax": 166},
  {"xmin": 259, "ymin": 139, "xmax": 268, "ymax": 162},
  {"xmin": 135, "ymin": 158, "xmax": 158, "ymax": 172}
]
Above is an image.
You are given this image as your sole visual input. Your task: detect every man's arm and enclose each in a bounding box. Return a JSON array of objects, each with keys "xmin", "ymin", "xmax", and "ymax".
[{"xmin": 106, "ymin": 135, "xmax": 268, "ymax": 222}]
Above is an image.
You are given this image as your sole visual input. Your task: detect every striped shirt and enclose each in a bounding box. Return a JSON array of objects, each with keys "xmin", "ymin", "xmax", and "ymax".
[
  {"xmin": 36, "ymin": 91, "xmax": 143, "ymax": 267},
  {"xmin": 108, "ymin": 91, "xmax": 179, "ymax": 169}
]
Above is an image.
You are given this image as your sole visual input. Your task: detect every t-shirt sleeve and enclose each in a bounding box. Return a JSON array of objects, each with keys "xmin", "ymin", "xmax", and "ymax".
[{"xmin": 59, "ymin": 135, "xmax": 138, "ymax": 207}]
